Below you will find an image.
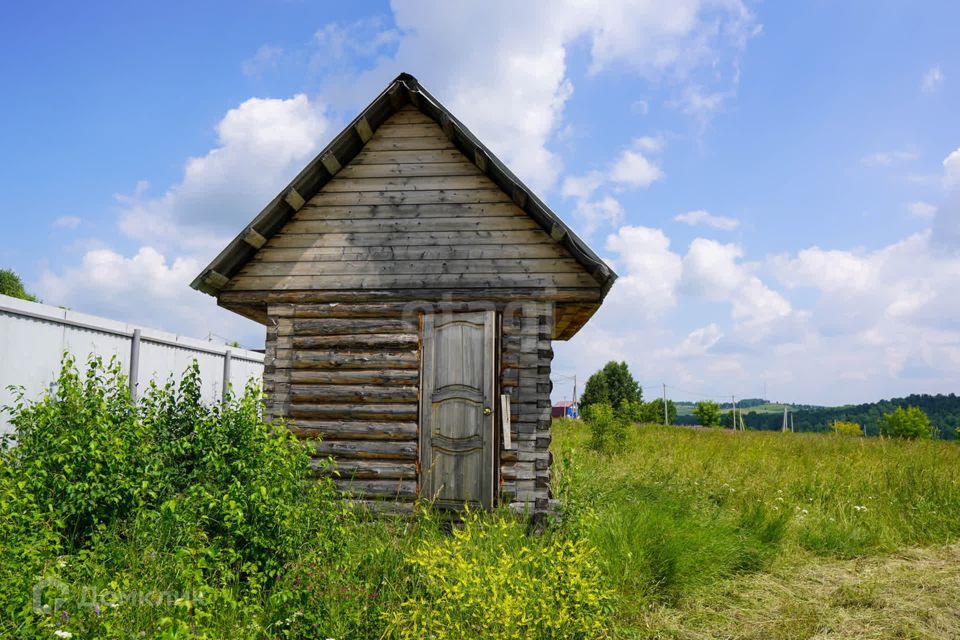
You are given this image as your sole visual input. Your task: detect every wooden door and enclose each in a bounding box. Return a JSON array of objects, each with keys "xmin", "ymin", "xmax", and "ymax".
[{"xmin": 419, "ymin": 311, "xmax": 496, "ymax": 509}]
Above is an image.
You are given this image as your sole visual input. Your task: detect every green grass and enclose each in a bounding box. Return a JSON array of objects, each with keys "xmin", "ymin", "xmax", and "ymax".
[
  {"xmin": 551, "ymin": 420, "xmax": 960, "ymax": 636},
  {"xmin": 7, "ymin": 361, "xmax": 960, "ymax": 640}
]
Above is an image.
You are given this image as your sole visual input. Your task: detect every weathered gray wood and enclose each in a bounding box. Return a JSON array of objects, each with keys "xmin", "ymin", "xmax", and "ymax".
[
  {"xmin": 419, "ymin": 311, "xmax": 495, "ymax": 509},
  {"xmin": 219, "ymin": 287, "xmax": 602, "ymax": 304},
  {"xmin": 291, "ymin": 333, "xmax": 418, "ymax": 349},
  {"xmin": 294, "ymin": 202, "xmax": 524, "ymax": 220},
  {"xmin": 290, "ymin": 402, "xmax": 418, "ymax": 420},
  {"xmin": 333, "ymin": 479, "xmax": 417, "ymax": 499},
  {"xmin": 337, "ymin": 161, "xmax": 482, "ymax": 179},
  {"xmin": 288, "ymin": 350, "xmax": 419, "ymax": 370},
  {"xmin": 292, "ymin": 318, "xmax": 418, "ymax": 335},
  {"xmin": 306, "ymin": 188, "xmax": 512, "ymax": 207},
  {"xmin": 288, "ymin": 420, "xmax": 417, "ymax": 440},
  {"xmin": 290, "ymin": 384, "xmax": 418, "ymax": 403},
  {"xmin": 314, "ymin": 459, "xmax": 416, "ymax": 480},
  {"xmin": 287, "ymin": 303, "xmax": 411, "ymax": 318},
  {"xmin": 288, "ymin": 370, "xmax": 419, "ymax": 386},
  {"xmin": 351, "ymin": 149, "xmax": 466, "ymax": 164},
  {"xmin": 371, "ymin": 122, "xmax": 452, "ymax": 138},
  {"xmin": 320, "ymin": 175, "xmax": 496, "ymax": 193},
  {"xmin": 278, "ymin": 216, "xmax": 538, "ymax": 234},
  {"xmin": 311, "ymin": 439, "xmax": 417, "ymax": 460},
  {"xmin": 347, "ymin": 499, "xmax": 416, "ymax": 515},
  {"xmin": 227, "ymin": 271, "xmax": 597, "ymax": 291},
  {"xmin": 253, "ymin": 243, "xmax": 571, "ymax": 263},
  {"xmin": 264, "ymin": 229, "xmax": 553, "ymax": 248},
  {"xmin": 241, "ymin": 258, "xmax": 583, "ymax": 277},
  {"xmin": 361, "ymin": 135, "xmax": 456, "ymax": 152}
]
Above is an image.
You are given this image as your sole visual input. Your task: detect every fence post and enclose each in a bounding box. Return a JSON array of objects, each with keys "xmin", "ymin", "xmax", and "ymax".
[
  {"xmin": 129, "ymin": 329, "xmax": 141, "ymax": 401},
  {"xmin": 222, "ymin": 350, "xmax": 232, "ymax": 403}
]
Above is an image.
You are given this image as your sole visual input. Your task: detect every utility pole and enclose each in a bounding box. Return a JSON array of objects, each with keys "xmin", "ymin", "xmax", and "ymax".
[
  {"xmin": 782, "ymin": 405, "xmax": 788, "ymax": 432},
  {"xmin": 732, "ymin": 395, "xmax": 738, "ymax": 431},
  {"xmin": 663, "ymin": 383, "xmax": 669, "ymax": 425},
  {"xmin": 790, "ymin": 412, "xmax": 794, "ymax": 433}
]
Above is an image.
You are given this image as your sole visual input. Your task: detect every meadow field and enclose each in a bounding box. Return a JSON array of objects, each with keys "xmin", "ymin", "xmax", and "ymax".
[{"xmin": 4, "ymin": 360, "xmax": 960, "ymax": 639}]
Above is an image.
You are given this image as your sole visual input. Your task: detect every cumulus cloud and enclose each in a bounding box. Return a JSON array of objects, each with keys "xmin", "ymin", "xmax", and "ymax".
[
  {"xmin": 562, "ymin": 137, "xmax": 664, "ymax": 235},
  {"xmin": 931, "ymin": 148, "xmax": 960, "ymax": 250},
  {"xmin": 610, "ymin": 145, "xmax": 663, "ymax": 188},
  {"xmin": 605, "ymin": 225, "xmax": 683, "ymax": 317},
  {"xmin": 922, "ymin": 65, "xmax": 944, "ymax": 93},
  {"xmin": 118, "ymin": 94, "xmax": 330, "ymax": 254},
  {"xmin": 674, "ymin": 209, "xmax": 740, "ymax": 230},
  {"xmin": 37, "ymin": 247, "xmax": 263, "ymax": 345}
]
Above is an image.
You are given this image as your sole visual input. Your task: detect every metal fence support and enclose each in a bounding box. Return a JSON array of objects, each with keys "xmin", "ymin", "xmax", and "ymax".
[
  {"xmin": 129, "ymin": 329, "xmax": 141, "ymax": 401},
  {"xmin": 222, "ymin": 350, "xmax": 232, "ymax": 403}
]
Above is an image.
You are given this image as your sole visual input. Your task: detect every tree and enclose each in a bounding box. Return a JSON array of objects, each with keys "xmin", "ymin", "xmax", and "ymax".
[
  {"xmin": 692, "ymin": 401, "xmax": 721, "ymax": 428},
  {"xmin": 582, "ymin": 402, "xmax": 627, "ymax": 455},
  {"xmin": 833, "ymin": 420, "xmax": 864, "ymax": 437},
  {"xmin": 643, "ymin": 398, "xmax": 677, "ymax": 425},
  {"xmin": 578, "ymin": 361, "xmax": 641, "ymax": 413},
  {"xmin": 0, "ymin": 268, "xmax": 38, "ymax": 302},
  {"xmin": 879, "ymin": 406, "xmax": 933, "ymax": 439}
]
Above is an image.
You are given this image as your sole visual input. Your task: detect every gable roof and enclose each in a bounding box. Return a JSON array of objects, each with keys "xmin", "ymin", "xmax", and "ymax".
[{"xmin": 190, "ymin": 72, "xmax": 617, "ymax": 298}]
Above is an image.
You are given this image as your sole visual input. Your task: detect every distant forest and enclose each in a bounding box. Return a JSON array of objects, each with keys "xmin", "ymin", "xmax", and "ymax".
[{"xmin": 673, "ymin": 394, "xmax": 960, "ymax": 439}]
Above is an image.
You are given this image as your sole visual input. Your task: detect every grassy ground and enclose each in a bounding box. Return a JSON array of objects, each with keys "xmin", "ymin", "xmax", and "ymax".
[{"xmin": 551, "ymin": 421, "xmax": 960, "ymax": 638}]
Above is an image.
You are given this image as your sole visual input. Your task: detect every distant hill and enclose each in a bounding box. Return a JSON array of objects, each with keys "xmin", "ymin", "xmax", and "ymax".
[{"xmin": 673, "ymin": 394, "xmax": 960, "ymax": 439}]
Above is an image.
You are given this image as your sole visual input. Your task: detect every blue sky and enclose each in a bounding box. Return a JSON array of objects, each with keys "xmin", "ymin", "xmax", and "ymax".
[{"xmin": 2, "ymin": 1, "xmax": 959, "ymax": 405}]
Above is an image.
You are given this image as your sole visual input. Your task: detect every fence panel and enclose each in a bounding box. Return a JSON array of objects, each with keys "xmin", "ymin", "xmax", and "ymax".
[{"xmin": 0, "ymin": 294, "xmax": 264, "ymax": 435}]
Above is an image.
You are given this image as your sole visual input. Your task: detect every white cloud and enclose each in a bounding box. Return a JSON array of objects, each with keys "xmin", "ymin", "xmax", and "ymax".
[
  {"xmin": 933, "ymin": 147, "xmax": 960, "ymax": 250},
  {"xmin": 37, "ymin": 247, "xmax": 262, "ymax": 346},
  {"xmin": 674, "ymin": 209, "xmax": 739, "ymax": 230},
  {"xmin": 610, "ymin": 147, "xmax": 663, "ymax": 188},
  {"xmin": 334, "ymin": 0, "xmax": 755, "ymax": 193},
  {"xmin": 860, "ymin": 150, "xmax": 917, "ymax": 167},
  {"xmin": 604, "ymin": 225, "xmax": 683, "ymax": 318},
  {"xmin": 922, "ymin": 65, "xmax": 944, "ymax": 93},
  {"xmin": 657, "ymin": 323, "xmax": 723, "ymax": 359},
  {"xmin": 117, "ymin": 94, "xmax": 330, "ymax": 253},
  {"xmin": 573, "ymin": 196, "xmax": 626, "ymax": 235},
  {"xmin": 561, "ymin": 171, "xmax": 604, "ymax": 200},
  {"xmin": 907, "ymin": 201, "xmax": 937, "ymax": 219},
  {"xmin": 52, "ymin": 216, "xmax": 81, "ymax": 230}
]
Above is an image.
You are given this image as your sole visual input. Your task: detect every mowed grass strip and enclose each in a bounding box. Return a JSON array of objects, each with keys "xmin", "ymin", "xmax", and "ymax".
[{"xmin": 551, "ymin": 421, "xmax": 960, "ymax": 636}]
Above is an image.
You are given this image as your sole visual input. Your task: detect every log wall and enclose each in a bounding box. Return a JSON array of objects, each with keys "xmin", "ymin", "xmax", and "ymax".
[{"xmin": 262, "ymin": 299, "xmax": 553, "ymax": 513}]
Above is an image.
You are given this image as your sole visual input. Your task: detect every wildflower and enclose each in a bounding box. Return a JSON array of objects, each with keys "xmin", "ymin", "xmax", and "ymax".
[
  {"xmin": 854, "ymin": 505, "xmax": 868, "ymax": 512},
  {"xmin": 94, "ymin": 603, "xmax": 100, "ymax": 617},
  {"xmin": 53, "ymin": 631, "xmax": 73, "ymax": 639}
]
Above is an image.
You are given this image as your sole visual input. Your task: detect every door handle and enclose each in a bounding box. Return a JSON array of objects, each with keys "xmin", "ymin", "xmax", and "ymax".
[{"xmin": 483, "ymin": 407, "xmax": 492, "ymax": 416}]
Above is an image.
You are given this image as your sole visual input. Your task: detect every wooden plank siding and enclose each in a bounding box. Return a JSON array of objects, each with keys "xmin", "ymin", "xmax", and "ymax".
[
  {"xmin": 223, "ymin": 106, "xmax": 601, "ymax": 306},
  {"xmin": 264, "ymin": 298, "xmax": 553, "ymax": 511},
  {"xmin": 250, "ymin": 106, "xmax": 579, "ymax": 512}
]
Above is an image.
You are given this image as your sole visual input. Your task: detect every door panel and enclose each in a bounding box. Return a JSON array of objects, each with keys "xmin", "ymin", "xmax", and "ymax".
[{"xmin": 419, "ymin": 311, "xmax": 495, "ymax": 509}]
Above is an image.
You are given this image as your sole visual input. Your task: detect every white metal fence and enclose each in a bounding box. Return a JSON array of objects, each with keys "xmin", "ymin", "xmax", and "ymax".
[{"xmin": 0, "ymin": 294, "xmax": 264, "ymax": 435}]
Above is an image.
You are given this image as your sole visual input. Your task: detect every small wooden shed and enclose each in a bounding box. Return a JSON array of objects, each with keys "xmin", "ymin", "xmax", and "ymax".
[{"xmin": 191, "ymin": 73, "xmax": 616, "ymax": 514}]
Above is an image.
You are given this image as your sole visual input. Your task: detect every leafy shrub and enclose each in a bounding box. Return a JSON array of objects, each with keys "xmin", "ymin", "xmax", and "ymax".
[
  {"xmin": 616, "ymin": 399, "xmax": 645, "ymax": 424},
  {"xmin": 383, "ymin": 511, "xmax": 611, "ymax": 640},
  {"xmin": 692, "ymin": 401, "xmax": 721, "ymax": 428},
  {"xmin": 833, "ymin": 420, "xmax": 864, "ymax": 436},
  {"xmin": 583, "ymin": 402, "xmax": 628, "ymax": 454},
  {"xmin": 1, "ymin": 356, "xmax": 341, "ymax": 638},
  {"xmin": 880, "ymin": 406, "xmax": 933, "ymax": 440},
  {"xmin": 3, "ymin": 356, "xmax": 153, "ymax": 550}
]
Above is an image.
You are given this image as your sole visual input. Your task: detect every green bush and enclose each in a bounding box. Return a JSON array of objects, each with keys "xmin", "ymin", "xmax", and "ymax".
[
  {"xmin": 383, "ymin": 511, "xmax": 612, "ymax": 640},
  {"xmin": 1, "ymin": 356, "xmax": 342, "ymax": 638},
  {"xmin": 692, "ymin": 401, "xmax": 721, "ymax": 428},
  {"xmin": 880, "ymin": 406, "xmax": 933, "ymax": 440},
  {"xmin": 583, "ymin": 402, "xmax": 628, "ymax": 454},
  {"xmin": 833, "ymin": 420, "xmax": 864, "ymax": 436}
]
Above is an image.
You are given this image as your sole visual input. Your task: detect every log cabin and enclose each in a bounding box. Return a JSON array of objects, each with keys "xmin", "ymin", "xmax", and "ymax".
[{"xmin": 191, "ymin": 73, "xmax": 617, "ymax": 515}]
